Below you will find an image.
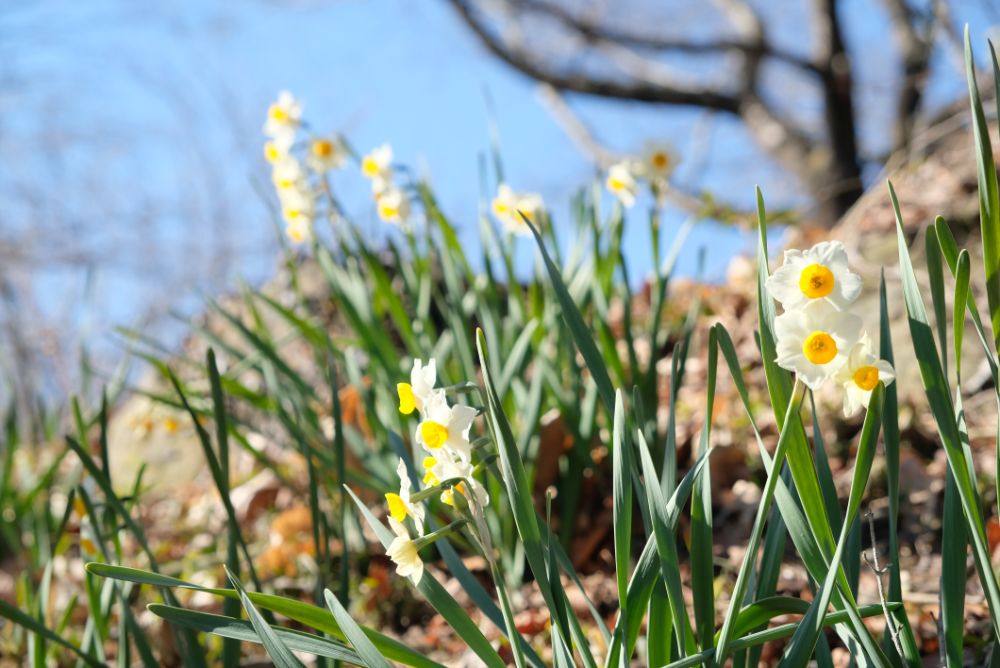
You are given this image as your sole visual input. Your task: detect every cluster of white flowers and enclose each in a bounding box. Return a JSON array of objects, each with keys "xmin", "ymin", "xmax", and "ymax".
[
  {"xmin": 766, "ymin": 241, "xmax": 895, "ymax": 416},
  {"xmin": 490, "ymin": 183, "xmax": 545, "ymax": 236},
  {"xmin": 360, "ymin": 143, "xmax": 411, "ymax": 225},
  {"xmin": 384, "ymin": 359, "xmax": 487, "ymax": 583},
  {"xmin": 605, "ymin": 142, "xmax": 676, "ymax": 208},
  {"xmin": 263, "ymin": 91, "xmax": 349, "ymax": 244}
]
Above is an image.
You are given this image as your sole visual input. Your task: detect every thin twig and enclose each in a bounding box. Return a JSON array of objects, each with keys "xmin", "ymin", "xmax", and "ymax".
[{"xmin": 864, "ymin": 510, "xmax": 906, "ymax": 660}]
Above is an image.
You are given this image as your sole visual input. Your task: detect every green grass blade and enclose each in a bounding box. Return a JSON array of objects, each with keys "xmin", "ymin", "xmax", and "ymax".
[
  {"xmin": 611, "ymin": 390, "xmax": 634, "ymax": 664},
  {"xmin": 954, "ymin": 251, "xmax": 971, "ymax": 379},
  {"xmin": 879, "ymin": 273, "xmax": 922, "ymax": 665},
  {"xmin": 0, "ymin": 599, "xmax": 104, "ymax": 668},
  {"xmin": 779, "ymin": 385, "xmax": 884, "ymax": 665},
  {"xmin": 968, "ymin": 32, "xmax": 1000, "ymax": 349},
  {"xmin": 715, "ymin": 380, "xmax": 804, "ymax": 662},
  {"xmin": 324, "ymin": 590, "xmax": 392, "ymax": 668},
  {"xmin": 148, "ymin": 605, "xmax": 362, "ymax": 664},
  {"xmin": 226, "ymin": 566, "xmax": 305, "ymax": 668},
  {"xmin": 636, "ymin": 430, "xmax": 697, "ymax": 655},
  {"xmin": 890, "ymin": 179, "xmax": 1000, "ymax": 638},
  {"xmin": 525, "ymin": 217, "xmax": 615, "ymax": 414},
  {"xmin": 926, "ymin": 228, "xmax": 950, "ymax": 379},
  {"xmin": 940, "ymin": 465, "xmax": 966, "ymax": 666},
  {"xmin": 664, "ymin": 604, "xmax": 899, "ymax": 668},
  {"xmin": 690, "ymin": 327, "xmax": 717, "ymax": 650},
  {"xmin": 476, "ymin": 330, "xmax": 563, "ymax": 616},
  {"xmin": 605, "ymin": 449, "xmax": 712, "ymax": 667},
  {"xmin": 87, "ymin": 563, "xmax": 439, "ymax": 668}
]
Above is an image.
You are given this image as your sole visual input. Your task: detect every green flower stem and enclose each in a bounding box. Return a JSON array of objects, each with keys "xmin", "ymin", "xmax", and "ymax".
[{"xmin": 414, "ymin": 519, "xmax": 469, "ymax": 551}]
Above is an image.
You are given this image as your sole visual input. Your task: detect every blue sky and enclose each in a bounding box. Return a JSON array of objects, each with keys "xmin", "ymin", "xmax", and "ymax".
[{"xmin": 0, "ymin": 0, "xmax": 994, "ymax": 373}]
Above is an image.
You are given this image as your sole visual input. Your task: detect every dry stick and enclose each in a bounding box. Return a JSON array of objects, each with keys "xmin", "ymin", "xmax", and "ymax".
[{"xmin": 863, "ymin": 509, "xmax": 906, "ymax": 660}]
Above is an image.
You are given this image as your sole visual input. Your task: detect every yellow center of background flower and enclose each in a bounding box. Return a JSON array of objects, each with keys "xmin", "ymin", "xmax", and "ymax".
[
  {"xmin": 802, "ymin": 331, "xmax": 837, "ymax": 364},
  {"xmin": 385, "ymin": 493, "xmax": 407, "ymax": 522},
  {"xmin": 269, "ymin": 105, "xmax": 288, "ymax": 122},
  {"xmin": 798, "ymin": 263, "xmax": 835, "ymax": 299},
  {"xmin": 652, "ymin": 152, "xmax": 669, "ymax": 169},
  {"xmin": 853, "ymin": 365, "xmax": 879, "ymax": 390},
  {"xmin": 379, "ymin": 203, "xmax": 400, "ymax": 220},
  {"xmin": 361, "ymin": 157, "xmax": 379, "ymax": 177},
  {"xmin": 608, "ymin": 176, "xmax": 626, "ymax": 192},
  {"xmin": 312, "ymin": 139, "xmax": 334, "ymax": 158},
  {"xmin": 264, "ymin": 143, "xmax": 280, "ymax": 163},
  {"xmin": 420, "ymin": 421, "xmax": 449, "ymax": 449},
  {"xmin": 397, "ymin": 383, "xmax": 416, "ymax": 414}
]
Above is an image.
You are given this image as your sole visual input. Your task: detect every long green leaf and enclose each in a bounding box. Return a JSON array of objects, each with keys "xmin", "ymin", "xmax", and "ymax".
[
  {"xmin": 967, "ymin": 30, "xmax": 1000, "ymax": 349},
  {"xmin": 663, "ymin": 604, "xmax": 899, "ymax": 668},
  {"xmin": 148, "ymin": 605, "xmax": 362, "ymax": 664},
  {"xmin": 226, "ymin": 566, "xmax": 304, "ymax": 668},
  {"xmin": 611, "ymin": 391, "xmax": 633, "ymax": 665},
  {"xmin": 890, "ymin": 179, "xmax": 1000, "ymax": 638},
  {"xmin": 780, "ymin": 385, "xmax": 884, "ymax": 665},
  {"xmin": 0, "ymin": 599, "xmax": 104, "ymax": 668},
  {"xmin": 324, "ymin": 590, "xmax": 392, "ymax": 668},
  {"xmin": 525, "ymin": 217, "xmax": 615, "ymax": 415},
  {"xmin": 86, "ymin": 563, "xmax": 439, "ymax": 668}
]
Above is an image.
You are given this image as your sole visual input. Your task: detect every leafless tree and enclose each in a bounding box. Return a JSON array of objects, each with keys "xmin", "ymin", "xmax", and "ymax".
[{"xmin": 448, "ymin": 0, "xmax": 950, "ymax": 224}]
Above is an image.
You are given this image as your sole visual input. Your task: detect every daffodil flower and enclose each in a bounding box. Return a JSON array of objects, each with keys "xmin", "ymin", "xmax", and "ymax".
[
  {"xmin": 398, "ymin": 359, "xmax": 441, "ymax": 416},
  {"xmin": 766, "ymin": 241, "xmax": 862, "ymax": 311},
  {"xmin": 834, "ymin": 338, "xmax": 895, "ymax": 416},
  {"xmin": 416, "ymin": 396, "xmax": 478, "ymax": 460},
  {"xmin": 279, "ymin": 185, "xmax": 315, "ymax": 228},
  {"xmin": 421, "ymin": 453, "xmax": 489, "ymax": 508},
  {"xmin": 491, "ymin": 183, "xmax": 544, "ymax": 236},
  {"xmin": 774, "ymin": 300, "xmax": 862, "ymax": 390},
  {"xmin": 271, "ymin": 155, "xmax": 306, "ymax": 193},
  {"xmin": 361, "ymin": 144, "xmax": 394, "ymax": 188},
  {"xmin": 606, "ymin": 161, "xmax": 638, "ymax": 208},
  {"xmin": 263, "ymin": 140, "xmax": 289, "ymax": 164},
  {"xmin": 641, "ymin": 142, "xmax": 675, "ymax": 180},
  {"xmin": 386, "ymin": 518, "xmax": 424, "ymax": 584},
  {"xmin": 264, "ymin": 91, "xmax": 302, "ymax": 143},
  {"xmin": 385, "ymin": 459, "xmax": 425, "ymax": 535},
  {"xmin": 307, "ymin": 136, "xmax": 348, "ymax": 173},
  {"xmin": 375, "ymin": 186, "xmax": 410, "ymax": 224}
]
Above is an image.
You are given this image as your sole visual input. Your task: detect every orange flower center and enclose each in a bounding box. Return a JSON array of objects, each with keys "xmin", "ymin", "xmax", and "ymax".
[{"xmin": 802, "ymin": 331, "xmax": 837, "ymax": 365}]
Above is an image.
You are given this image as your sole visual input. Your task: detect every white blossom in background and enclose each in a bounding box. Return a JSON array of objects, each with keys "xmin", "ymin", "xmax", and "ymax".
[
  {"xmin": 263, "ymin": 91, "xmax": 302, "ymax": 146},
  {"xmin": 375, "ymin": 185, "xmax": 410, "ymax": 224},
  {"xmin": 307, "ymin": 136, "xmax": 348, "ymax": 173},
  {"xmin": 491, "ymin": 183, "xmax": 544, "ymax": 236},
  {"xmin": 606, "ymin": 161, "xmax": 639, "ymax": 208},
  {"xmin": 361, "ymin": 143, "xmax": 394, "ymax": 191}
]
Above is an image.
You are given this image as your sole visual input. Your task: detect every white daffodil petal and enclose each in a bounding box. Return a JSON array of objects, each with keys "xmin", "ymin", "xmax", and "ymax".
[{"xmin": 766, "ymin": 241, "xmax": 862, "ymax": 310}]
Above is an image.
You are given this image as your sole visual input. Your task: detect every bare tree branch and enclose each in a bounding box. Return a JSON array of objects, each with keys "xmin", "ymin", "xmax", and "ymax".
[
  {"xmin": 448, "ymin": 0, "xmax": 743, "ymax": 112},
  {"xmin": 811, "ymin": 0, "xmax": 864, "ymax": 213},
  {"xmin": 883, "ymin": 0, "xmax": 936, "ymax": 154},
  {"xmin": 509, "ymin": 0, "xmax": 821, "ymax": 74}
]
